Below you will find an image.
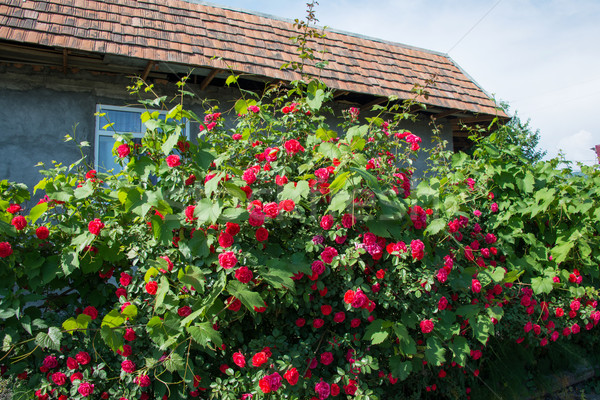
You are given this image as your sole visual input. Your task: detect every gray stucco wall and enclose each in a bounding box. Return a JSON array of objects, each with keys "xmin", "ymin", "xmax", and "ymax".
[{"xmin": 0, "ymin": 64, "xmax": 452, "ymax": 197}]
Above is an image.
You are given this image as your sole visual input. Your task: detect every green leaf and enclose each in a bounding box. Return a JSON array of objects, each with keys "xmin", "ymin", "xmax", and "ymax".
[
  {"xmin": 28, "ymin": 202, "xmax": 48, "ymax": 224},
  {"xmin": 60, "ymin": 251, "xmax": 80, "ymax": 277},
  {"xmin": 155, "ymin": 275, "xmax": 170, "ymax": 311},
  {"xmin": 425, "ymin": 218, "xmax": 446, "ymax": 236},
  {"xmin": 551, "ymin": 240, "xmax": 574, "ymax": 265},
  {"xmin": 226, "ymin": 75, "xmax": 239, "ymax": 87},
  {"xmin": 187, "ymin": 322, "xmax": 223, "ymax": 349},
  {"xmin": 222, "ymin": 182, "xmax": 247, "ymax": 202},
  {"xmin": 449, "ymin": 336, "xmax": 470, "ymax": 366},
  {"xmin": 195, "ymin": 198, "xmax": 222, "ymax": 224},
  {"xmin": 363, "ymin": 319, "xmax": 389, "ymax": 345},
  {"xmin": 227, "ymin": 280, "xmax": 264, "ymax": 312},
  {"xmin": 161, "ymin": 133, "xmax": 180, "ymax": 155},
  {"xmin": 179, "ymin": 266, "xmax": 206, "ymax": 293},
  {"xmin": 121, "ymin": 305, "xmax": 138, "ymax": 320},
  {"xmin": 74, "ymin": 182, "xmax": 94, "ymax": 200},
  {"xmin": 307, "ymin": 88, "xmax": 325, "ymax": 110},
  {"xmin": 144, "ymin": 267, "xmax": 160, "ymax": 283},
  {"xmin": 328, "ymin": 172, "xmax": 349, "ymax": 193},
  {"xmin": 100, "ymin": 325, "xmax": 123, "ymax": 352},
  {"xmin": 328, "ymin": 190, "xmax": 352, "ymax": 213},
  {"xmin": 470, "ymin": 315, "xmax": 494, "ymax": 345},
  {"xmin": 389, "ymin": 356, "xmax": 412, "ymax": 381},
  {"xmin": 35, "ymin": 327, "xmax": 63, "ymax": 351},
  {"xmin": 163, "ymin": 353, "xmax": 185, "ymax": 373},
  {"xmin": 101, "ymin": 310, "xmax": 125, "ymax": 328},
  {"xmin": 531, "ymin": 276, "xmax": 554, "ymax": 295},
  {"xmin": 424, "ymin": 336, "xmax": 446, "ymax": 366},
  {"xmin": 393, "ymin": 323, "xmax": 416, "ymax": 355},
  {"xmin": 350, "ymin": 167, "xmax": 380, "ymax": 191},
  {"xmin": 218, "ymin": 207, "xmax": 249, "ymax": 223},
  {"xmin": 318, "ymin": 142, "xmax": 341, "ymax": 160}
]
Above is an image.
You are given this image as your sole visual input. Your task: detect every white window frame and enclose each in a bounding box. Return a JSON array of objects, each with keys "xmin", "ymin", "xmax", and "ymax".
[{"xmin": 94, "ymin": 104, "xmax": 191, "ymax": 172}]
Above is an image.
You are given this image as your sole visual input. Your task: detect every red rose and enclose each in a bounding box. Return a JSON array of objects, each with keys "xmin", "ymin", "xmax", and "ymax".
[
  {"xmin": 471, "ymin": 279, "xmax": 482, "ymax": 293},
  {"xmin": 232, "ymin": 352, "xmax": 246, "ymax": 368},
  {"xmin": 166, "ymin": 155, "xmax": 181, "ymax": 167},
  {"xmin": 248, "ymin": 210, "xmax": 265, "ymax": 227},
  {"xmin": 124, "ymin": 328, "xmax": 136, "ymax": 342},
  {"xmin": 66, "ymin": 357, "xmax": 79, "ymax": 370},
  {"xmin": 119, "ymin": 272, "xmax": 132, "ymax": 287},
  {"xmin": 259, "ymin": 376, "xmax": 271, "ymax": 393},
  {"xmin": 76, "ymin": 351, "xmax": 91, "ymax": 365},
  {"xmin": 11, "ymin": 215, "xmax": 27, "ymax": 231},
  {"xmin": 78, "ymin": 382, "xmax": 94, "ymax": 397},
  {"xmin": 225, "ymin": 222, "xmax": 240, "ymax": 236},
  {"xmin": 279, "ymin": 199, "xmax": 295, "ymax": 212},
  {"xmin": 226, "ymin": 296, "xmax": 241, "ymax": 312},
  {"xmin": 36, "ymin": 226, "xmax": 50, "ymax": 239},
  {"xmin": 70, "ymin": 372, "xmax": 83, "ymax": 383},
  {"xmin": 344, "ymin": 290, "xmax": 355, "ymax": 304},
  {"xmin": 350, "ymin": 318, "xmax": 361, "ymax": 328},
  {"xmin": 275, "ymin": 174, "xmax": 288, "ymax": 186},
  {"xmin": 185, "ymin": 205, "xmax": 197, "ymax": 222},
  {"xmin": 251, "ymin": 351, "xmax": 268, "ymax": 367},
  {"xmin": 82, "ymin": 306, "xmax": 98, "ymax": 320},
  {"xmin": 235, "ymin": 266, "xmax": 253, "ymax": 284},
  {"xmin": 321, "ymin": 305, "xmax": 332, "ymax": 316},
  {"xmin": 263, "ymin": 202, "xmax": 279, "ymax": 218},
  {"xmin": 43, "ymin": 355, "xmax": 58, "ymax": 369},
  {"xmin": 117, "ymin": 144, "xmax": 130, "ymax": 158},
  {"xmin": 145, "ymin": 281, "xmax": 158, "ymax": 295},
  {"xmin": 88, "ymin": 218, "xmax": 104, "ymax": 235},
  {"xmin": 313, "ymin": 318, "xmax": 324, "ymax": 329},
  {"xmin": 320, "ymin": 215, "xmax": 334, "ymax": 230},
  {"xmin": 0, "ymin": 242, "xmax": 13, "ymax": 258},
  {"xmin": 218, "ymin": 251, "xmax": 238, "ymax": 269},
  {"xmin": 284, "ymin": 367, "xmax": 299, "ymax": 385},
  {"xmin": 284, "ymin": 139, "xmax": 304, "ymax": 155},
  {"xmin": 178, "ymin": 306, "xmax": 192, "ymax": 317},
  {"xmin": 121, "ymin": 360, "xmax": 136, "ymax": 373},
  {"xmin": 331, "ymin": 383, "xmax": 341, "ymax": 396},
  {"xmin": 255, "ymin": 227, "xmax": 269, "ymax": 242},
  {"xmin": 242, "ymin": 168, "xmax": 257, "ymax": 185},
  {"xmin": 86, "ymin": 170, "xmax": 96, "ymax": 180},
  {"xmin": 320, "ymin": 352, "xmax": 334, "ymax": 365},
  {"xmin": 6, "ymin": 204, "xmax": 21, "ymax": 214},
  {"xmin": 420, "ymin": 319, "xmax": 434, "ymax": 333},
  {"xmin": 296, "ymin": 318, "xmax": 306, "ymax": 327},
  {"xmin": 51, "ymin": 371, "xmax": 67, "ymax": 385},
  {"xmin": 185, "ymin": 174, "xmax": 196, "ymax": 185},
  {"xmin": 135, "ymin": 374, "xmax": 151, "ymax": 387},
  {"xmin": 218, "ymin": 231, "xmax": 234, "ymax": 248},
  {"xmin": 321, "ymin": 247, "xmax": 338, "ymax": 264},
  {"xmin": 333, "ymin": 311, "xmax": 345, "ymax": 323},
  {"xmin": 117, "ymin": 344, "xmax": 132, "ymax": 357}
]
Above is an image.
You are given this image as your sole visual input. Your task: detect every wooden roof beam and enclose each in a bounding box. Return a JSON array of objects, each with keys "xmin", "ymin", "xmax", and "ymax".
[
  {"xmin": 62, "ymin": 49, "xmax": 68, "ymax": 74},
  {"xmin": 141, "ymin": 61, "xmax": 155, "ymax": 80},
  {"xmin": 199, "ymin": 68, "xmax": 221, "ymax": 91}
]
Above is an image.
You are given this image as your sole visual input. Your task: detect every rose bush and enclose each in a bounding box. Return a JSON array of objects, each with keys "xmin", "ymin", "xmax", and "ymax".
[{"xmin": 0, "ymin": 73, "xmax": 599, "ymax": 400}]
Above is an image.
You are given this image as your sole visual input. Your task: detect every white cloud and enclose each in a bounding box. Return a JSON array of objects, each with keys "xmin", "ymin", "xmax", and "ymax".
[{"xmin": 556, "ymin": 130, "xmax": 598, "ymax": 166}]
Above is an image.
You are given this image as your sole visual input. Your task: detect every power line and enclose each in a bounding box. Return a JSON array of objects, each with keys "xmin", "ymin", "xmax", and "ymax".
[{"xmin": 446, "ymin": 0, "xmax": 503, "ymax": 54}]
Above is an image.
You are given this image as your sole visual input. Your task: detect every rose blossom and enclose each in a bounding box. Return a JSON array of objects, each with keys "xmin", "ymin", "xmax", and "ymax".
[
  {"xmin": 0, "ymin": 242, "xmax": 12, "ymax": 258},
  {"xmin": 233, "ymin": 352, "xmax": 246, "ymax": 368},
  {"xmin": 320, "ymin": 247, "xmax": 338, "ymax": 264},
  {"xmin": 51, "ymin": 371, "xmax": 67, "ymax": 385},
  {"xmin": 420, "ymin": 319, "xmax": 434, "ymax": 333},
  {"xmin": 218, "ymin": 251, "xmax": 238, "ymax": 269},
  {"xmin": 284, "ymin": 367, "xmax": 299, "ymax": 385},
  {"xmin": 235, "ymin": 266, "xmax": 253, "ymax": 283},
  {"xmin": 36, "ymin": 226, "xmax": 49, "ymax": 239},
  {"xmin": 88, "ymin": 218, "xmax": 104, "ymax": 235},
  {"xmin": 315, "ymin": 381, "xmax": 331, "ymax": 400},
  {"xmin": 76, "ymin": 351, "xmax": 91, "ymax": 365},
  {"xmin": 117, "ymin": 144, "xmax": 130, "ymax": 158},
  {"xmin": 320, "ymin": 215, "xmax": 334, "ymax": 230},
  {"xmin": 252, "ymin": 351, "xmax": 268, "ymax": 367},
  {"xmin": 121, "ymin": 360, "xmax": 136, "ymax": 373},
  {"xmin": 11, "ymin": 215, "xmax": 27, "ymax": 231},
  {"xmin": 145, "ymin": 281, "xmax": 158, "ymax": 295},
  {"xmin": 320, "ymin": 352, "xmax": 334, "ymax": 365},
  {"xmin": 255, "ymin": 227, "xmax": 269, "ymax": 242},
  {"xmin": 78, "ymin": 382, "xmax": 94, "ymax": 397},
  {"xmin": 166, "ymin": 154, "xmax": 181, "ymax": 167},
  {"xmin": 43, "ymin": 355, "xmax": 58, "ymax": 369}
]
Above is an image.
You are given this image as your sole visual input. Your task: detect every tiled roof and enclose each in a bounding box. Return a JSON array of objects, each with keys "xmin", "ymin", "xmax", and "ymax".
[{"xmin": 0, "ymin": 0, "xmax": 504, "ymax": 116}]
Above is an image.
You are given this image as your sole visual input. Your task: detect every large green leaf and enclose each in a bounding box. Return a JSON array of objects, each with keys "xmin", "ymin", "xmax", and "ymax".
[
  {"xmin": 187, "ymin": 322, "xmax": 223, "ymax": 349},
  {"xmin": 227, "ymin": 280, "xmax": 264, "ymax": 312}
]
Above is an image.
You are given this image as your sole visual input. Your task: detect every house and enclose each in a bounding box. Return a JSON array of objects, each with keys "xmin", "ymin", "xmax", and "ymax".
[{"xmin": 0, "ymin": 0, "xmax": 507, "ymax": 190}]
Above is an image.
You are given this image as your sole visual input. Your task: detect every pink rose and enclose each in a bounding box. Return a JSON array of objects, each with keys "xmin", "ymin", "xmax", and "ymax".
[
  {"xmin": 166, "ymin": 154, "xmax": 181, "ymax": 167},
  {"xmin": 78, "ymin": 382, "xmax": 94, "ymax": 397},
  {"xmin": 315, "ymin": 381, "xmax": 330, "ymax": 400},
  {"xmin": 235, "ymin": 266, "xmax": 253, "ymax": 283},
  {"xmin": 0, "ymin": 242, "xmax": 13, "ymax": 258},
  {"xmin": 218, "ymin": 251, "xmax": 238, "ymax": 269},
  {"xmin": 420, "ymin": 319, "xmax": 434, "ymax": 333},
  {"xmin": 320, "ymin": 215, "xmax": 334, "ymax": 230},
  {"xmin": 117, "ymin": 144, "xmax": 130, "ymax": 158},
  {"xmin": 121, "ymin": 360, "xmax": 136, "ymax": 373},
  {"xmin": 88, "ymin": 218, "xmax": 104, "ymax": 235},
  {"xmin": 263, "ymin": 202, "xmax": 279, "ymax": 218},
  {"xmin": 320, "ymin": 247, "xmax": 338, "ymax": 264}
]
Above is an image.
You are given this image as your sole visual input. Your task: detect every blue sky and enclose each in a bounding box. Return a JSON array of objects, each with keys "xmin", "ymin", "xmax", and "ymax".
[{"xmin": 201, "ymin": 0, "xmax": 600, "ymax": 166}]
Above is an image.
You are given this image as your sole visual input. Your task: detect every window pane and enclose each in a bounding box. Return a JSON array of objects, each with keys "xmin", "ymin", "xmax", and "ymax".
[
  {"xmin": 100, "ymin": 109, "xmax": 142, "ymax": 133},
  {"xmin": 97, "ymin": 136, "xmax": 122, "ymax": 173}
]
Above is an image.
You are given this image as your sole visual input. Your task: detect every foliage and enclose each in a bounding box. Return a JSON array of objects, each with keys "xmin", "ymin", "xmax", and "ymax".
[
  {"xmin": 1, "ymin": 69, "xmax": 600, "ymax": 400},
  {"xmin": 494, "ymin": 103, "xmax": 547, "ymax": 163}
]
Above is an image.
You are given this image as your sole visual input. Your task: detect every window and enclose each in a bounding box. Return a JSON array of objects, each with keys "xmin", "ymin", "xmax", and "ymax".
[{"xmin": 94, "ymin": 104, "xmax": 190, "ymax": 172}]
